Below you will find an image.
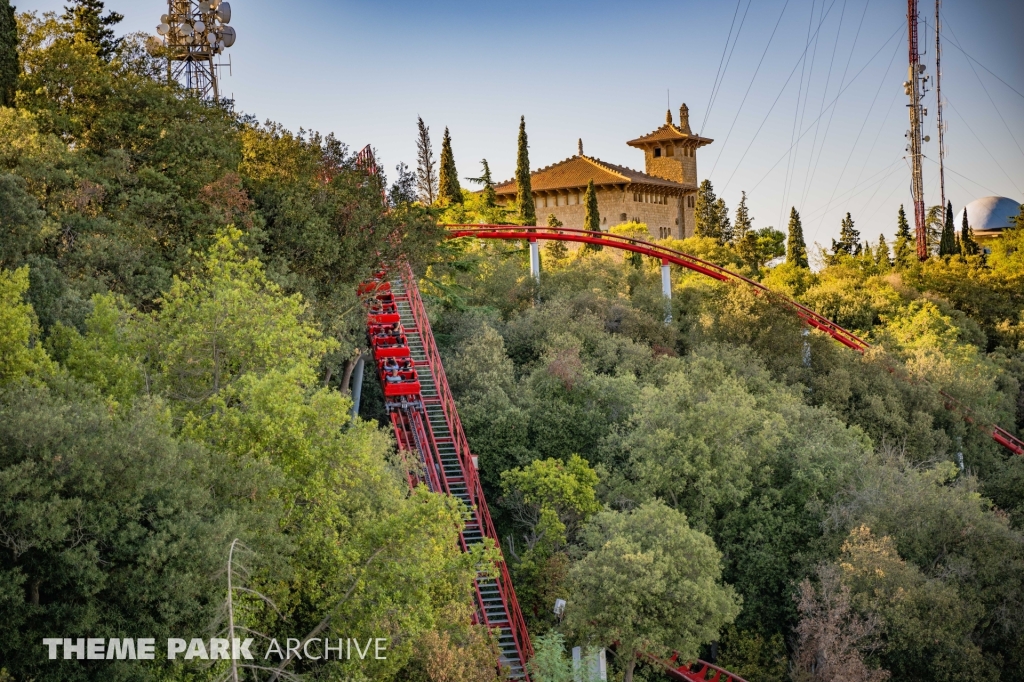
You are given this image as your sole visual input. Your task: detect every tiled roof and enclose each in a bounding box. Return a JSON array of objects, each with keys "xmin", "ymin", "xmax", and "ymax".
[
  {"xmin": 493, "ymin": 155, "xmax": 690, "ymax": 195},
  {"xmin": 626, "ymin": 124, "xmax": 714, "ymax": 147}
]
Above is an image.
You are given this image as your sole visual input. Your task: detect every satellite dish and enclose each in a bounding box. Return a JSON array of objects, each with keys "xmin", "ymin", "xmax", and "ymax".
[
  {"xmin": 194, "ymin": 20, "xmax": 206, "ymax": 33},
  {"xmin": 160, "ymin": 14, "xmax": 170, "ymax": 23},
  {"xmin": 219, "ymin": 25, "xmax": 236, "ymax": 48},
  {"xmin": 180, "ymin": 23, "xmax": 193, "ymax": 36},
  {"xmin": 156, "ymin": 23, "xmax": 170, "ymax": 36},
  {"xmin": 216, "ymin": 2, "xmax": 231, "ymax": 24},
  {"xmin": 207, "ymin": 32, "xmax": 217, "ymax": 44},
  {"xmin": 198, "ymin": 1, "xmax": 212, "ymax": 11}
]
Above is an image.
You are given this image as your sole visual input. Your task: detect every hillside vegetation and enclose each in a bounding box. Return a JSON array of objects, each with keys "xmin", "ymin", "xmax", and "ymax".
[{"xmin": 2, "ymin": 6, "xmax": 1024, "ymax": 682}]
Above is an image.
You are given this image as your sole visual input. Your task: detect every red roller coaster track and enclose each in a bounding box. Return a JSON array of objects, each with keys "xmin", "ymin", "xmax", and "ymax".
[{"xmin": 444, "ymin": 224, "xmax": 1024, "ymax": 457}]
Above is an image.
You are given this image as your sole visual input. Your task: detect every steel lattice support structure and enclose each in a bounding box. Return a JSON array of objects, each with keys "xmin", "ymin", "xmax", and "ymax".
[
  {"xmin": 907, "ymin": 0, "xmax": 929, "ymax": 259},
  {"xmin": 158, "ymin": 1, "xmax": 235, "ymax": 101}
]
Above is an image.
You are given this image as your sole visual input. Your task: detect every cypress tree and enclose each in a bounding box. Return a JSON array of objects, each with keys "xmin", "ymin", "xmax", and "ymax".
[
  {"xmin": 893, "ymin": 204, "xmax": 914, "ymax": 268},
  {"xmin": 0, "ymin": 0, "xmax": 17, "ymax": 108},
  {"xmin": 938, "ymin": 200, "xmax": 957, "ymax": 256},
  {"xmin": 582, "ymin": 180, "xmax": 602, "ymax": 252},
  {"xmin": 515, "ymin": 115, "xmax": 536, "ymax": 225},
  {"xmin": 62, "ymin": 0, "xmax": 123, "ymax": 60},
  {"xmin": 786, "ymin": 207, "xmax": 808, "ymax": 268},
  {"xmin": 831, "ymin": 212, "xmax": 860, "ymax": 257},
  {"xmin": 467, "ymin": 159, "xmax": 497, "ymax": 208},
  {"xmin": 960, "ymin": 209, "xmax": 980, "ymax": 257},
  {"xmin": 694, "ymin": 179, "xmax": 720, "ymax": 240},
  {"xmin": 437, "ymin": 127, "xmax": 462, "ymax": 205},
  {"xmin": 876, "ymin": 233, "xmax": 892, "ymax": 269},
  {"xmin": 715, "ymin": 198, "xmax": 732, "ymax": 244},
  {"xmin": 415, "ymin": 116, "xmax": 437, "ymax": 205},
  {"xmin": 733, "ymin": 191, "xmax": 753, "ymax": 243}
]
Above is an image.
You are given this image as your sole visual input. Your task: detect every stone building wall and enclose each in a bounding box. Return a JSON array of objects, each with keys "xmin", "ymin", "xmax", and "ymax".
[{"xmin": 527, "ymin": 187, "xmax": 688, "ymax": 239}]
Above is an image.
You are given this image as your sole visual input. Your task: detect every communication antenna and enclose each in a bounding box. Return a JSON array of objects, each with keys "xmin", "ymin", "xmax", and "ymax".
[
  {"xmin": 155, "ymin": 1, "xmax": 237, "ymax": 101},
  {"xmin": 934, "ymin": 0, "xmax": 946, "ymax": 216},
  {"xmin": 905, "ymin": 0, "xmax": 929, "ymax": 259}
]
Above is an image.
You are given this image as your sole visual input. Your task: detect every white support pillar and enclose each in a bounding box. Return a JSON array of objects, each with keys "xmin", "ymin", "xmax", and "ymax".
[
  {"xmin": 529, "ymin": 238, "xmax": 541, "ymax": 283},
  {"xmin": 661, "ymin": 258, "xmax": 672, "ymax": 324}
]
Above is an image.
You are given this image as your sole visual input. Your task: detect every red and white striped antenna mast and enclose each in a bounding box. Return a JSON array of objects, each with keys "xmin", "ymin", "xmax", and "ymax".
[
  {"xmin": 906, "ymin": 0, "xmax": 929, "ymax": 259},
  {"xmin": 934, "ymin": 0, "xmax": 947, "ymax": 216}
]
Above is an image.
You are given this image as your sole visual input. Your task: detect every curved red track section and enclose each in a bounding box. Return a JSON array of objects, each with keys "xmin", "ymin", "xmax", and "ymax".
[{"xmin": 445, "ymin": 224, "xmax": 1023, "ymax": 456}]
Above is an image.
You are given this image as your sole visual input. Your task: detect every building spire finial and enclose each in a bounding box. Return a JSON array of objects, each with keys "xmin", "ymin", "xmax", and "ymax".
[
  {"xmin": 666, "ymin": 109, "xmax": 673, "ymax": 125},
  {"xmin": 578, "ymin": 138, "xmax": 583, "ymax": 156},
  {"xmin": 678, "ymin": 103, "xmax": 692, "ymax": 135}
]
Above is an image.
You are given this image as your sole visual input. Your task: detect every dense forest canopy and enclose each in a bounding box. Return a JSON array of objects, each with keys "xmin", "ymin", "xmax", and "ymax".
[{"xmin": 2, "ymin": 5, "xmax": 1024, "ymax": 682}]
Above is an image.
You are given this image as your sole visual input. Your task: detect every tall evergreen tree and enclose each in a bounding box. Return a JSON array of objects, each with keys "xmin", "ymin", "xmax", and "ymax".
[
  {"xmin": 415, "ymin": 116, "xmax": 437, "ymax": 205},
  {"xmin": 694, "ymin": 179, "xmax": 721, "ymax": 241},
  {"xmin": 0, "ymin": 0, "xmax": 17, "ymax": 108},
  {"xmin": 467, "ymin": 159, "xmax": 497, "ymax": 208},
  {"xmin": 786, "ymin": 207, "xmax": 808, "ymax": 268},
  {"xmin": 831, "ymin": 212, "xmax": 860, "ymax": 257},
  {"xmin": 876, "ymin": 233, "xmax": 892, "ymax": 269},
  {"xmin": 62, "ymin": 0, "xmax": 123, "ymax": 60},
  {"xmin": 437, "ymin": 127, "xmax": 462, "ymax": 205},
  {"xmin": 516, "ymin": 115, "xmax": 536, "ymax": 225},
  {"xmin": 960, "ymin": 208, "xmax": 980, "ymax": 257},
  {"xmin": 938, "ymin": 201, "xmax": 957, "ymax": 256},
  {"xmin": 733, "ymin": 191, "xmax": 753, "ymax": 243},
  {"xmin": 715, "ymin": 198, "xmax": 732, "ymax": 244},
  {"xmin": 893, "ymin": 204, "xmax": 914, "ymax": 267},
  {"xmin": 582, "ymin": 179, "xmax": 602, "ymax": 252},
  {"xmin": 544, "ymin": 214, "xmax": 568, "ymax": 260}
]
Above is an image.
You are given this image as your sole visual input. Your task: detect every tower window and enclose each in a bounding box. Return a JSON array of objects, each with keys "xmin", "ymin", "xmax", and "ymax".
[
  {"xmin": 667, "ymin": 145, "xmax": 675, "ymax": 157},
  {"xmin": 654, "ymin": 147, "xmax": 662, "ymax": 158}
]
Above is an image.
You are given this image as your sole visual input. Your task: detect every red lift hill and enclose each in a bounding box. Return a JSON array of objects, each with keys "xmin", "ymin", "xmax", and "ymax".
[{"xmin": 359, "ymin": 226, "xmax": 1023, "ymax": 682}]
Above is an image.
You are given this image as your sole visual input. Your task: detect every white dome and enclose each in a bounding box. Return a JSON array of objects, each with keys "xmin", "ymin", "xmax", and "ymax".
[{"xmin": 955, "ymin": 196, "xmax": 1021, "ymax": 234}]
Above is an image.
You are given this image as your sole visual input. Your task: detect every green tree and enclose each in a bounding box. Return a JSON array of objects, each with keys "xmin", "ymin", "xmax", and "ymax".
[
  {"xmin": 786, "ymin": 207, "xmax": 808, "ymax": 268},
  {"xmin": 528, "ymin": 632, "xmax": 575, "ymax": 682},
  {"xmin": 960, "ymin": 208, "xmax": 980, "ymax": 257},
  {"xmin": 831, "ymin": 212, "xmax": 861, "ymax": 258},
  {"xmin": 582, "ymin": 179, "xmax": 602, "ymax": 252},
  {"xmin": 516, "ymin": 115, "xmax": 536, "ymax": 225},
  {"xmin": 938, "ymin": 200, "xmax": 957, "ymax": 256},
  {"xmin": 438, "ymin": 126, "xmax": 463, "ymax": 205},
  {"xmin": 893, "ymin": 204, "xmax": 915, "ymax": 268},
  {"xmin": 694, "ymin": 179, "xmax": 721, "ymax": 241},
  {"xmin": 733, "ymin": 191, "xmax": 753, "ymax": 244},
  {"xmin": 544, "ymin": 214, "xmax": 568, "ymax": 260},
  {"xmin": 565, "ymin": 501, "xmax": 741, "ymax": 682},
  {"xmin": 0, "ymin": 267, "xmax": 53, "ymax": 385},
  {"xmin": 416, "ymin": 115, "xmax": 437, "ymax": 205},
  {"xmin": 875, "ymin": 233, "xmax": 892, "ymax": 269},
  {"xmin": 0, "ymin": 0, "xmax": 17, "ymax": 107},
  {"xmin": 467, "ymin": 158, "xmax": 497, "ymax": 208},
  {"xmin": 0, "ymin": 174, "xmax": 45, "ymax": 269},
  {"xmin": 715, "ymin": 197, "xmax": 732, "ymax": 243},
  {"xmin": 61, "ymin": 0, "xmax": 123, "ymax": 61}
]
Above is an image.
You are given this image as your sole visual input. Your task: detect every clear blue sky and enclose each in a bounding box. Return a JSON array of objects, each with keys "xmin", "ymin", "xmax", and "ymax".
[{"xmin": 22, "ymin": 0, "xmax": 1024, "ymax": 248}]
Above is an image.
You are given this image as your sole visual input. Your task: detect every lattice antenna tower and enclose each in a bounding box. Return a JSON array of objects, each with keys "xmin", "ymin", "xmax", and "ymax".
[
  {"xmin": 155, "ymin": 1, "xmax": 237, "ymax": 101},
  {"xmin": 934, "ymin": 0, "xmax": 947, "ymax": 215},
  {"xmin": 904, "ymin": 0, "xmax": 931, "ymax": 259}
]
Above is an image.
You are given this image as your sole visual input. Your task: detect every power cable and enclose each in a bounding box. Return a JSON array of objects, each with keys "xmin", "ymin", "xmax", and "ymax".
[
  {"xmin": 850, "ymin": 76, "xmax": 903, "ymax": 192},
  {"xmin": 943, "ymin": 98, "xmax": 1023, "ymax": 196},
  {"xmin": 933, "ymin": 28, "xmax": 1024, "ymax": 101},
  {"xmin": 780, "ymin": 0, "xmax": 821, "ymax": 230},
  {"xmin": 935, "ymin": 14, "xmax": 1024, "ymax": 163},
  {"xmin": 805, "ymin": 0, "xmax": 873, "ymax": 231},
  {"xmin": 720, "ymin": 0, "xmax": 856, "ymax": 193},
  {"xmin": 706, "ymin": 0, "xmax": 795, "ymax": 178},
  {"xmin": 811, "ymin": 21, "xmax": 901, "ymax": 241},
  {"xmin": 923, "ymin": 155, "xmax": 1005, "ymax": 197},
  {"xmin": 700, "ymin": 0, "xmax": 745, "ymax": 138},
  {"xmin": 745, "ymin": 23, "xmax": 905, "ymax": 195},
  {"xmin": 798, "ymin": 0, "xmax": 850, "ymax": 208}
]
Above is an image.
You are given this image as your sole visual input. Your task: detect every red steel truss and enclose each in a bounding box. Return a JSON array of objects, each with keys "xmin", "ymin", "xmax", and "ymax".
[
  {"xmin": 445, "ymin": 225, "xmax": 1024, "ymax": 457},
  {"xmin": 362, "ymin": 264, "xmax": 533, "ymax": 680}
]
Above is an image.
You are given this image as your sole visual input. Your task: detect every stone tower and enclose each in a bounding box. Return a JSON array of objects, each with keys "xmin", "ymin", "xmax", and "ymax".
[{"xmin": 626, "ymin": 104, "xmax": 714, "ymax": 237}]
